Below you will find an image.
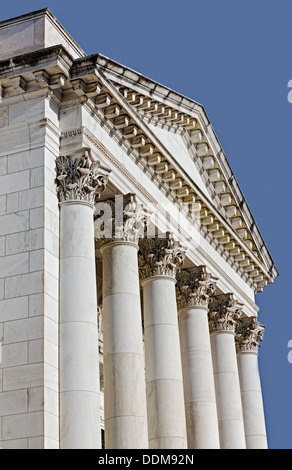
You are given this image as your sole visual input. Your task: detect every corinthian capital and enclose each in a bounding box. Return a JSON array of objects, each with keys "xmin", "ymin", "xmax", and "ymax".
[
  {"xmin": 176, "ymin": 266, "xmax": 217, "ymax": 309},
  {"xmin": 235, "ymin": 316, "xmax": 265, "ymax": 353},
  {"xmin": 138, "ymin": 233, "xmax": 186, "ymax": 280},
  {"xmin": 56, "ymin": 150, "xmax": 108, "ymax": 205},
  {"xmin": 208, "ymin": 293, "xmax": 242, "ymax": 334},
  {"xmin": 95, "ymin": 194, "xmax": 147, "ymax": 245}
]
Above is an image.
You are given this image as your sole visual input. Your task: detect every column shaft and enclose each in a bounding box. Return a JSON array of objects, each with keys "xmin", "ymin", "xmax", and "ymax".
[
  {"xmin": 143, "ymin": 276, "xmax": 187, "ymax": 449},
  {"xmin": 237, "ymin": 352, "xmax": 267, "ymax": 448},
  {"xmin": 59, "ymin": 201, "xmax": 101, "ymax": 449},
  {"xmin": 236, "ymin": 318, "xmax": 267, "ymax": 448},
  {"xmin": 102, "ymin": 241, "xmax": 148, "ymax": 449},
  {"xmin": 210, "ymin": 331, "xmax": 246, "ymax": 448},
  {"xmin": 179, "ymin": 305, "xmax": 220, "ymax": 448}
]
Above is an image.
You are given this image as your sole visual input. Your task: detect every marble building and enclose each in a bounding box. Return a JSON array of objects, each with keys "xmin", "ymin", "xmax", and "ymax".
[{"xmin": 0, "ymin": 9, "xmax": 278, "ymax": 449}]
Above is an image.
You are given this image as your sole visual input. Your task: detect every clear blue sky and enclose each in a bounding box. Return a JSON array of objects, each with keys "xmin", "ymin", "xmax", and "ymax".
[{"xmin": 1, "ymin": 0, "xmax": 292, "ymax": 449}]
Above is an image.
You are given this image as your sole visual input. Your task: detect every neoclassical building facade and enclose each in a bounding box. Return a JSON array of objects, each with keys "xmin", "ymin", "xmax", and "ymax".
[{"xmin": 0, "ymin": 9, "xmax": 278, "ymax": 449}]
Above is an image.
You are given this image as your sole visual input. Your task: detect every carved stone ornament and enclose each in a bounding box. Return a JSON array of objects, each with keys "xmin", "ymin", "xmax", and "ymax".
[
  {"xmin": 94, "ymin": 193, "xmax": 147, "ymax": 245},
  {"xmin": 235, "ymin": 316, "xmax": 265, "ymax": 353},
  {"xmin": 176, "ymin": 266, "xmax": 217, "ymax": 309},
  {"xmin": 208, "ymin": 293, "xmax": 242, "ymax": 333},
  {"xmin": 56, "ymin": 151, "xmax": 108, "ymax": 205},
  {"xmin": 138, "ymin": 233, "xmax": 186, "ymax": 280}
]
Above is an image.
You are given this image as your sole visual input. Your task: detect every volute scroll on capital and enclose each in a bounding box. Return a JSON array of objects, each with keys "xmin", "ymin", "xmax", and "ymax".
[
  {"xmin": 56, "ymin": 150, "xmax": 108, "ymax": 205},
  {"xmin": 176, "ymin": 266, "xmax": 217, "ymax": 309},
  {"xmin": 208, "ymin": 293, "xmax": 243, "ymax": 334},
  {"xmin": 138, "ymin": 232, "xmax": 186, "ymax": 280},
  {"xmin": 235, "ymin": 316, "xmax": 265, "ymax": 353}
]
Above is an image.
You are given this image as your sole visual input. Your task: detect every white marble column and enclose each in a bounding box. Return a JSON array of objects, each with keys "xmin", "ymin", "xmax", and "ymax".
[
  {"xmin": 209, "ymin": 294, "xmax": 246, "ymax": 449},
  {"xmin": 56, "ymin": 152, "xmax": 108, "ymax": 449},
  {"xmin": 97, "ymin": 194, "xmax": 148, "ymax": 449},
  {"xmin": 236, "ymin": 317, "xmax": 268, "ymax": 449},
  {"xmin": 176, "ymin": 266, "xmax": 220, "ymax": 449},
  {"xmin": 139, "ymin": 234, "xmax": 187, "ymax": 449}
]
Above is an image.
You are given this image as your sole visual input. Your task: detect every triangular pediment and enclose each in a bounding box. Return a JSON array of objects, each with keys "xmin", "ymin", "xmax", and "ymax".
[
  {"xmin": 75, "ymin": 54, "xmax": 278, "ymax": 292},
  {"xmin": 95, "ymin": 68, "xmax": 277, "ymax": 292}
]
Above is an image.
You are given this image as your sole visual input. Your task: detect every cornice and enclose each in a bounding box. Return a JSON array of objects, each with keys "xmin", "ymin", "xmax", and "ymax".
[{"xmin": 0, "ymin": 45, "xmax": 73, "ymax": 82}]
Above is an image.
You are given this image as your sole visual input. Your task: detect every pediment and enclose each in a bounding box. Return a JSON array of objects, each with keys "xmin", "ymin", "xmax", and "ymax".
[{"xmin": 99, "ymin": 73, "xmax": 277, "ymax": 291}]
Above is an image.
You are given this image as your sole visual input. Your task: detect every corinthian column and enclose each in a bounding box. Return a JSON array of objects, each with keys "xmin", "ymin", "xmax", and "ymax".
[
  {"xmin": 236, "ymin": 317, "xmax": 267, "ymax": 449},
  {"xmin": 56, "ymin": 150, "xmax": 108, "ymax": 449},
  {"xmin": 138, "ymin": 234, "xmax": 187, "ymax": 449},
  {"xmin": 176, "ymin": 266, "xmax": 220, "ymax": 449},
  {"xmin": 96, "ymin": 194, "xmax": 148, "ymax": 449},
  {"xmin": 209, "ymin": 294, "xmax": 246, "ymax": 449}
]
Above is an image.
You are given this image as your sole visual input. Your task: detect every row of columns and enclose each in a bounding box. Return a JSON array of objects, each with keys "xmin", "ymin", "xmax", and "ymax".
[
  {"xmin": 103, "ymin": 228, "xmax": 267, "ymax": 450},
  {"xmin": 55, "ymin": 153, "xmax": 267, "ymax": 449}
]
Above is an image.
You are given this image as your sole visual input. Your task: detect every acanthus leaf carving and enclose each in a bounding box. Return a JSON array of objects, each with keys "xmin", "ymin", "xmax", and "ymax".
[
  {"xmin": 56, "ymin": 151, "xmax": 108, "ymax": 205},
  {"xmin": 176, "ymin": 266, "xmax": 217, "ymax": 309},
  {"xmin": 235, "ymin": 316, "xmax": 265, "ymax": 353},
  {"xmin": 94, "ymin": 193, "xmax": 148, "ymax": 244},
  {"xmin": 138, "ymin": 232, "xmax": 186, "ymax": 280},
  {"xmin": 208, "ymin": 293, "xmax": 242, "ymax": 333}
]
